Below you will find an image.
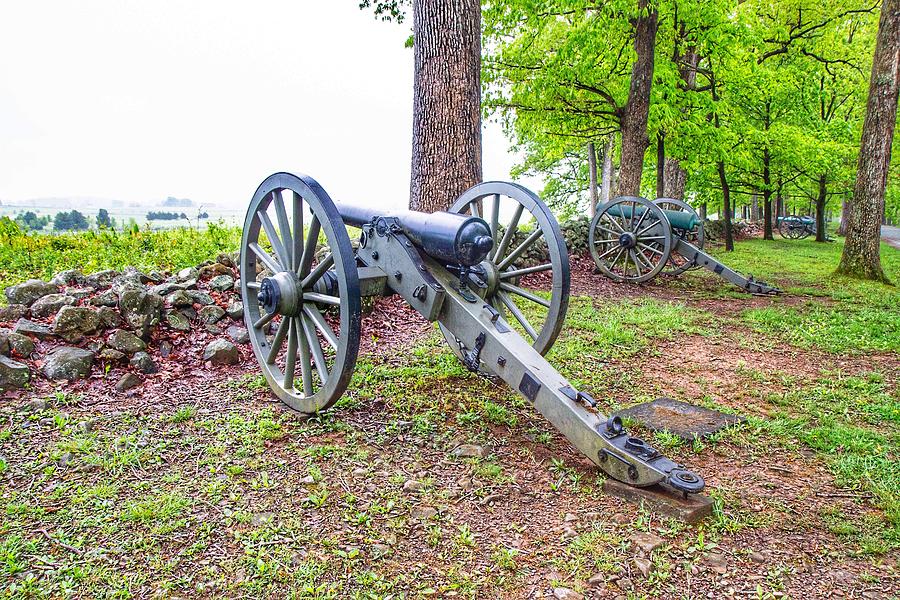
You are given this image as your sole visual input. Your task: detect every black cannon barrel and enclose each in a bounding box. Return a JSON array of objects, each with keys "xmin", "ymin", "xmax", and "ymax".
[{"xmin": 337, "ymin": 202, "xmax": 493, "ymax": 266}]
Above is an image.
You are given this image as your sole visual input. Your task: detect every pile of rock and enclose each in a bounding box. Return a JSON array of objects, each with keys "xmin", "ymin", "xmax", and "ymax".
[{"xmin": 0, "ymin": 253, "xmax": 250, "ymax": 393}]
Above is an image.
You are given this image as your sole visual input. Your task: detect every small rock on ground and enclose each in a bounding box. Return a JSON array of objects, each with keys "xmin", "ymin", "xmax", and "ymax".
[
  {"xmin": 42, "ymin": 346, "xmax": 94, "ymax": 380},
  {"xmin": 130, "ymin": 351, "xmax": 158, "ymax": 374},
  {"xmin": 107, "ymin": 329, "xmax": 147, "ymax": 354},
  {"xmin": 0, "ymin": 355, "xmax": 30, "ymax": 390},
  {"xmin": 116, "ymin": 372, "xmax": 142, "ymax": 392},
  {"xmin": 632, "ymin": 557, "xmax": 652, "ymax": 578},
  {"xmin": 199, "ymin": 305, "xmax": 225, "ymax": 324},
  {"xmin": 209, "ymin": 274, "xmax": 235, "ymax": 292},
  {"xmin": 451, "ymin": 444, "xmax": 485, "ymax": 458},
  {"xmin": 552, "ymin": 587, "xmax": 583, "ymax": 600},
  {"xmin": 29, "ymin": 293, "xmax": 75, "ymax": 318},
  {"xmin": 14, "ymin": 318, "xmax": 53, "ymax": 340},
  {"xmin": 5, "ymin": 279, "xmax": 60, "ymax": 306},
  {"xmin": 226, "ymin": 325, "xmax": 250, "ymax": 344},
  {"xmin": 203, "ymin": 339, "xmax": 239, "ymax": 365},
  {"xmin": 630, "ymin": 532, "xmax": 665, "ymax": 553}
]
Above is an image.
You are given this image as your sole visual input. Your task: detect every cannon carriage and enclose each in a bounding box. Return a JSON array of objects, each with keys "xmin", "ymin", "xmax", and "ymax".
[
  {"xmin": 240, "ymin": 172, "xmax": 705, "ymax": 496},
  {"xmin": 588, "ymin": 196, "xmax": 781, "ymax": 295},
  {"xmin": 777, "ymin": 215, "xmax": 816, "ymax": 240}
]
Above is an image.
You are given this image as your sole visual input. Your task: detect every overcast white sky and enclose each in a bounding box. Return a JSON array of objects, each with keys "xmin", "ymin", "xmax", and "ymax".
[{"xmin": 0, "ymin": 1, "xmax": 532, "ymax": 211}]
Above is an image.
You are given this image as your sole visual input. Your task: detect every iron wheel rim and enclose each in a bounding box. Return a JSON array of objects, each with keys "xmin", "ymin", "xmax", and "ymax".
[{"xmin": 589, "ymin": 196, "xmax": 673, "ymax": 283}]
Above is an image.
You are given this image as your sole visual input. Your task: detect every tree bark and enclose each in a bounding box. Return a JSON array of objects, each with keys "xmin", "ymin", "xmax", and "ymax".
[
  {"xmin": 838, "ymin": 195, "xmax": 850, "ymax": 236},
  {"xmin": 816, "ymin": 174, "xmax": 828, "ymax": 242},
  {"xmin": 663, "ymin": 159, "xmax": 687, "ymax": 199},
  {"xmin": 837, "ymin": 0, "xmax": 898, "ymax": 281},
  {"xmin": 762, "ymin": 148, "xmax": 774, "ymax": 240},
  {"xmin": 656, "ymin": 132, "xmax": 665, "ymax": 198},
  {"xmin": 718, "ymin": 161, "xmax": 734, "ymax": 251},
  {"xmin": 409, "ymin": 0, "xmax": 482, "ymax": 212},
  {"xmin": 617, "ymin": 0, "xmax": 658, "ymax": 196},
  {"xmin": 601, "ymin": 135, "xmax": 614, "ymax": 203},
  {"xmin": 588, "ymin": 141, "xmax": 599, "ymax": 217}
]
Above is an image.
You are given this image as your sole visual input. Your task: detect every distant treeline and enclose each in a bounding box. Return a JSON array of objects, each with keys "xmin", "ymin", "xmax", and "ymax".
[{"xmin": 147, "ymin": 211, "xmax": 187, "ymax": 221}]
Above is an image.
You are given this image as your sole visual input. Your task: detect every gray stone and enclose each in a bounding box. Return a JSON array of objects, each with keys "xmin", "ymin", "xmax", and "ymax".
[
  {"xmin": 225, "ymin": 301, "xmax": 244, "ymax": 320},
  {"xmin": 98, "ymin": 348, "xmax": 126, "ymax": 362},
  {"xmin": 107, "ymin": 330, "xmax": 147, "ymax": 354},
  {"xmin": 177, "ymin": 267, "xmax": 199, "ymax": 281},
  {"xmin": 115, "ymin": 372, "xmax": 141, "ymax": 392},
  {"xmin": 165, "ymin": 310, "xmax": 191, "ymax": 331},
  {"xmin": 166, "ymin": 289, "xmax": 193, "ymax": 307},
  {"xmin": 209, "ymin": 274, "xmax": 235, "ymax": 292},
  {"xmin": 203, "ymin": 339, "xmax": 239, "ymax": 365},
  {"xmin": 0, "ymin": 304, "xmax": 27, "ymax": 322},
  {"xmin": 65, "ymin": 287, "xmax": 94, "ymax": 301},
  {"xmin": 84, "ymin": 269, "xmax": 119, "ymax": 289},
  {"xmin": 402, "ymin": 480, "xmax": 424, "ymax": 493},
  {"xmin": 29, "ymin": 294, "xmax": 75, "ymax": 318},
  {"xmin": 630, "ymin": 532, "xmax": 665, "ymax": 554},
  {"xmin": 42, "ymin": 346, "xmax": 94, "ymax": 380},
  {"xmin": 97, "ymin": 306, "xmax": 123, "ymax": 329},
  {"xmin": 21, "ymin": 398, "xmax": 48, "ymax": 412},
  {"xmin": 50, "ymin": 269, "xmax": 86, "ymax": 287},
  {"xmin": 14, "ymin": 318, "xmax": 53, "ymax": 340},
  {"xmin": 614, "ymin": 398, "xmax": 746, "ymax": 441},
  {"xmin": 5, "ymin": 279, "xmax": 60, "ymax": 306},
  {"xmin": 632, "ymin": 557, "xmax": 652, "ymax": 578},
  {"xmin": 187, "ymin": 290, "xmax": 214, "ymax": 306},
  {"xmin": 0, "ymin": 355, "xmax": 30, "ymax": 390},
  {"xmin": 451, "ymin": 444, "xmax": 485, "ymax": 458},
  {"xmin": 205, "ymin": 324, "xmax": 222, "ymax": 335},
  {"xmin": 216, "ymin": 252, "xmax": 237, "ymax": 269},
  {"xmin": 159, "ymin": 340, "xmax": 173, "ymax": 357},
  {"xmin": 410, "ymin": 505, "xmax": 438, "ymax": 520},
  {"xmin": 0, "ymin": 329, "xmax": 35, "ymax": 358},
  {"xmin": 52, "ymin": 306, "xmax": 101, "ymax": 343},
  {"xmin": 149, "ymin": 282, "xmax": 184, "ymax": 296},
  {"xmin": 89, "ymin": 289, "xmax": 119, "ymax": 307},
  {"xmin": 198, "ymin": 263, "xmax": 231, "ymax": 279},
  {"xmin": 552, "ymin": 588, "xmax": 583, "ymax": 600},
  {"xmin": 130, "ymin": 351, "xmax": 157, "ymax": 374},
  {"xmin": 118, "ymin": 290, "xmax": 164, "ymax": 338},
  {"xmin": 226, "ymin": 325, "xmax": 250, "ymax": 344},
  {"xmin": 199, "ymin": 305, "xmax": 225, "ymax": 324}
]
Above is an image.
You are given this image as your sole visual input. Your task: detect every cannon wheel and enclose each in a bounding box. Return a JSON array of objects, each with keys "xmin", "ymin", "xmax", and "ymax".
[
  {"xmin": 589, "ymin": 196, "xmax": 673, "ymax": 283},
  {"xmin": 653, "ymin": 197, "xmax": 704, "ymax": 276},
  {"xmin": 440, "ymin": 181, "xmax": 571, "ymax": 357},
  {"xmin": 779, "ymin": 218, "xmax": 805, "ymax": 240},
  {"xmin": 240, "ymin": 172, "xmax": 361, "ymax": 414}
]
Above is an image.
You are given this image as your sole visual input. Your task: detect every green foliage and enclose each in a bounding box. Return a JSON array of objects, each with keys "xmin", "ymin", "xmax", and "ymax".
[
  {"xmin": 95, "ymin": 208, "xmax": 113, "ymax": 229},
  {"xmin": 14, "ymin": 211, "xmax": 51, "ymax": 231},
  {"xmin": 0, "ymin": 223, "xmax": 241, "ymax": 294},
  {"xmin": 52, "ymin": 210, "xmax": 89, "ymax": 232}
]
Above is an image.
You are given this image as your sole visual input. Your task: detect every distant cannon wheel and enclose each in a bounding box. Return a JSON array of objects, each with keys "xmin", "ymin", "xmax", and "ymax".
[
  {"xmin": 653, "ymin": 198, "xmax": 704, "ymax": 276},
  {"xmin": 441, "ymin": 181, "xmax": 571, "ymax": 357},
  {"xmin": 779, "ymin": 218, "xmax": 805, "ymax": 240},
  {"xmin": 589, "ymin": 196, "xmax": 673, "ymax": 283},
  {"xmin": 240, "ymin": 172, "xmax": 361, "ymax": 414}
]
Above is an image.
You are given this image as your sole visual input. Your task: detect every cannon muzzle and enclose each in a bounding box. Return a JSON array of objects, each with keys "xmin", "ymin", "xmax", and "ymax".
[{"xmin": 337, "ymin": 203, "xmax": 493, "ymax": 266}]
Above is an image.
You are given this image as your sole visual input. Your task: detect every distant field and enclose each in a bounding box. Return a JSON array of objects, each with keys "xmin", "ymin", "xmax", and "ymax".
[{"xmin": 0, "ymin": 204, "xmax": 247, "ymax": 232}]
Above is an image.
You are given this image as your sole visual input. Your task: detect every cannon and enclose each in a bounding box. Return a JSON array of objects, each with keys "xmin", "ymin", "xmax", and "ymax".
[
  {"xmin": 239, "ymin": 172, "xmax": 705, "ymax": 496},
  {"xmin": 588, "ymin": 196, "xmax": 780, "ymax": 295},
  {"xmin": 777, "ymin": 215, "xmax": 815, "ymax": 240}
]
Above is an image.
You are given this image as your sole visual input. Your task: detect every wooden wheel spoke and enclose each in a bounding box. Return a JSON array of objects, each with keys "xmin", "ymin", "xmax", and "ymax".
[
  {"xmin": 493, "ymin": 203, "xmax": 524, "ymax": 263},
  {"xmin": 490, "ymin": 194, "xmax": 500, "ymax": 241},
  {"xmin": 497, "ymin": 228, "xmax": 543, "ymax": 271},
  {"xmin": 303, "ymin": 305, "xmax": 338, "ymax": 349},
  {"xmin": 249, "ymin": 243, "xmax": 282, "ymax": 276},
  {"xmin": 597, "ymin": 225, "xmax": 622, "ymax": 238},
  {"xmin": 283, "ymin": 319, "xmax": 298, "ymax": 390},
  {"xmin": 596, "ymin": 244, "xmax": 621, "ymax": 261},
  {"xmin": 498, "ymin": 292, "xmax": 538, "ymax": 341},
  {"xmin": 298, "ymin": 214, "xmax": 321, "ymax": 277},
  {"xmin": 632, "ymin": 205, "xmax": 651, "ymax": 232},
  {"xmin": 301, "ymin": 253, "xmax": 335, "ymax": 289},
  {"xmin": 295, "ymin": 317, "xmax": 313, "ymax": 396},
  {"xmin": 499, "ymin": 282, "xmax": 551, "ymax": 308},
  {"xmin": 604, "ymin": 215, "xmax": 627, "ymax": 234},
  {"xmin": 266, "ymin": 317, "xmax": 289, "ymax": 364},
  {"xmin": 292, "ymin": 192, "xmax": 304, "ymax": 272},
  {"xmin": 632, "ymin": 249, "xmax": 655, "ymax": 272},
  {"xmin": 635, "ymin": 220, "xmax": 662, "ymax": 238},
  {"xmin": 258, "ymin": 210, "xmax": 290, "ymax": 269},
  {"xmin": 303, "ymin": 292, "xmax": 340, "ymax": 306},
  {"xmin": 500, "ymin": 263, "xmax": 552, "ymax": 279},
  {"xmin": 301, "ymin": 315, "xmax": 329, "ymax": 384},
  {"xmin": 638, "ymin": 242, "xmax": 664, "ymax": 256},
  {"xmin": 272, "ymin": 190, "xmax": 294, "ymax": 267},
  {"xmin": 253, "ymin": 310, "xmax": 276, "ymax": 330}
]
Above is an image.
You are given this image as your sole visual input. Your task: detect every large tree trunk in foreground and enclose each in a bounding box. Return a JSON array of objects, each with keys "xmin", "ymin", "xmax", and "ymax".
[
  {"xmin": 837, "ymin": 0, "xmax": 899, "ymax": 280},
  {"xmin": 718, "ymin": 161, "xmax": 735, "ymax": 251},
  {"xmin": 617, "ymin": 0, "xmax": 658, "ymax": 196},
  {"xmin": 816, "ymin": 174, "xmax": 828, "ymax": 242},
  {"xmin": 409, "ymin": 0, "xmax": 482, "ymax": 212}
]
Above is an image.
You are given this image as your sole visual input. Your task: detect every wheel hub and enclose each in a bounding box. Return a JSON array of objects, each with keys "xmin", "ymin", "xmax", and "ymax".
[
  {"xmin": 258, "ymin": 271, "xmax": 302, "ymax": 316},
  {"xmin": 618, "ymin": 232, "xmax": 637, "ymax": 249},
  {"xmin": 477, "ymin": 260, "xmax": 500, "ymax": 297}
]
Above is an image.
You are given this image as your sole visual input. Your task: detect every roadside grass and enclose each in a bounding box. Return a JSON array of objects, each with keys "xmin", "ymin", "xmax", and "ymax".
[{"xmin": 0, "ymin": 221, "xmax": 242, "ymax": 294}]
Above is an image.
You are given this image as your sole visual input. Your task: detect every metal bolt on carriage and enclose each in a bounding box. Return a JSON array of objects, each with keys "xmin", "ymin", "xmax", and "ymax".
[
  {"xmin": 588, "ymin": 196, "xmax": 781, "ymax": 295},
  {"xmin": 240, "ymin": 172, "xmax": 706, "ymax": 497}
]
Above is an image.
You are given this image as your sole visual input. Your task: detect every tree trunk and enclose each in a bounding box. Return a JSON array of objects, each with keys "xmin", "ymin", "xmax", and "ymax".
[
  {"xmin": 601, "ymin": 135, "xmax": 614, "ymax": 203},
  {"xmin": 816, "ymin": 174, "xmax": 828, "ymax": 242},
  {"xmin": 762, "ymin": 148, "xmax": 774, "ymax": 240},
  {"xmin": 588, "ymin": 141, "xmax": 598, "ymax": 217},
  {"xmin": 409, "ymin": 0, "xmax": 482, "ymax": 212},
  {"xmin": 718, "ymin": 161, "xmax": 734, "ymax": 251},
  {"xmin": 617, "ymin": 0, "xmax": 658, "ymax": 196},
  {"xmin": 838, "ymin": 195, "xmax": 850, "ymax": 236},
  {"xmin": 838, "ymin": 0, "xmax": 898, "ymax": 281},
  {"xmin": 700, "ymin": 202, "xmax": 707, "ymax": 221},
  {"xmin": 751, "ymin": 193, "xmax": 759, "ymax": 221},
  {"xmin": 656, "ymin": 132, "xmax": 665, "ymax": 198},
  {"xmin": 662, "ymin": 159, "xmax": 687, "ymax": 199}
]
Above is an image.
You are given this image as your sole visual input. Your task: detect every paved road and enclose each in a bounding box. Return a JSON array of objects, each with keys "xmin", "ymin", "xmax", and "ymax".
[{"xmin": 883, "ymin": 225, "xmax": 900, "ymax": 250}]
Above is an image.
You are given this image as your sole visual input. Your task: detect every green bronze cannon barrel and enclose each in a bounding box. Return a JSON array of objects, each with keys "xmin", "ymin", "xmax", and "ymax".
[
  {"xmin": 337, "ymin": 203, "xmax": 493, "ymax": 266},
  {"xmin": 606, "ymin": 203, "xmax": 700, "ymax": 231}
]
